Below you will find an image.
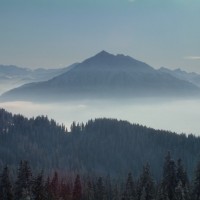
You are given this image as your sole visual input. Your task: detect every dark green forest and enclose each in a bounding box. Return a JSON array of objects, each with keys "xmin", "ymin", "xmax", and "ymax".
[
  {"xmin": 0, "ymin": 108, "xmax": 200, "ymax": 180},
  {"xmin": 1, "ymin": 155, "xmax": 200, "ymax": 200}
]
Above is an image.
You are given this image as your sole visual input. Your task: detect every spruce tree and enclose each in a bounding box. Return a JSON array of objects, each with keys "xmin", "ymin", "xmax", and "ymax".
[
  {"xmin": 84, "ymin": 179, "xmax": 94, "ymax": 200},
  {"xmin": 44, "ymin": 177, "xmax": 52, "ymax": 200},
  {"xmin": 177, "ymin": 159, "xmax": 188, "ymax": 187},
  {"xmin": 105, "ymin": 175, "xmax": 113, "ymax": 200},
  {"xmin": 0, "ymin": 166, "xmax": 13, "ymax": 200},
  {"xmin": 50, "ymin": 171, "xmax": 59, "ymax": 200},
  {"xmin": 176, "ymin": 159, "xmax": 190, "ymax": 200},
  {"xmin": 73, "ymin": 174, "xmax": 82, "ymax": 200},
  {"xmin": 95, "ymin": 177, "xmax": 105, "ymax": 200},
  {"xmin": 137, "ymin": 164, "xmax": 155, "ymax": 200},
  {"xmin": 14, "ymin": 161, "xmax": 32, "ymax": 200},
  {"xmin": 123, "ymin": 172, "xmax": 135, "ymax": 200},
  {"xmin": 174, "ymin": 181, "xmax": 187, "ymax": 200},
  {"xmin": 32, "ymin": 172, "xmax": 45, "ymax": 200},
  {"xmin": 192, "ymin": 160, "xmax": 200, "ymax": 200},
  {"xmin": 60, "ymin": 180, "xmax": 71, "ymax": 200},
  {"xmin": 112, "ymin": 184, "xmax": 121, "ymax": 200},
  {"xmin": 161, "ymin": 152, "xmax": 177, "ymax": 200}
]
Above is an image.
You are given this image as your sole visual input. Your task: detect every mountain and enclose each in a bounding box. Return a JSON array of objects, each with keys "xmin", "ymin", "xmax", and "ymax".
[
  {"xmin": 0, "ymin": 108, "xmax": 200, "ymax": 179},
  {"xmin": 159, "ymin": 67, "xmax": 200, "ymax": 87},
  {"xmin": 0, "ymin": 65, "xmax": 31, "ymax": 76},
  {"xmin": 1, "ymin": 51, "xmax": 199, "ymax": 101},
  {"xmin": 0, "ymin": 64, "xmax": 78, "ymax": 95}
]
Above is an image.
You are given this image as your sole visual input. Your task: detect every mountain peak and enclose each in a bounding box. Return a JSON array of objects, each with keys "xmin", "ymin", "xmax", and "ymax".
[
  {"xmin": 2, "ymin": 50, "xmax": 200, "ymax": 101},
  {"xmin": 94, "ymin": 50, "xmax": 114, "ymax": 57},
  {"xmin": 79, "ymin": 50, "xmax": 155, "ymax": 72},
  {"xmin": 81, "ymin": 50, "xmax": 116, "ymax": 65},
  {"xmin": 86, "ymin": 50, "xmax": 135, "ymax": 63},
  {"xmin": 95, "ymin": 51, "xmax": 127, "ymax": 58}
]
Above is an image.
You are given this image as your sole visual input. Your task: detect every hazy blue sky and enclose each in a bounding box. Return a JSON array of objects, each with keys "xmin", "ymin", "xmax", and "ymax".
[{"xmin": 0, "ymin": 0, "xmax": 200, "ymax": 72}]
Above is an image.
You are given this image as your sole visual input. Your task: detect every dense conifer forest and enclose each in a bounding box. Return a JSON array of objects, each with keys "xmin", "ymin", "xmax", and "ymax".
[
  {"xmin": 1, "ymin": 154, "xmax": 200, "ymax": 200},
  {"xmin": 1, "ymin": 108, "xmax": 200, "ymax": 180}
]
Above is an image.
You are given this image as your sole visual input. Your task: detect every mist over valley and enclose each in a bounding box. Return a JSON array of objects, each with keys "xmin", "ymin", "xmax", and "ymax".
[
  {"xmin": 1, "ymin": 1, "xmax": 200, "ymax": 199},
  {"xmin": 1, "ymin": 51, "xmax": 199, "ymax": 102},
  {"xmin": 1, "ymin": 98, "xmax": 200, "ymax": 136},
  {"xmin": 1, "ymin": 51, "xmax": 200, "ymax": 135}
]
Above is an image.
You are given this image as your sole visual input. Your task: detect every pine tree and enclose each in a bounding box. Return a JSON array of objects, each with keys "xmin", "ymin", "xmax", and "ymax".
[
  {"xmin": 95, "ymin": 177, "xmax": 105, "ymax": 200},
  {"xmin": 174, "ymin": 181, "xmax": 187, "ymax": 200},
  {"xmin": 105, "ymin": 175, "xmax": 113, "ymax": 200},
  {"xmin": 84, "ymin": 179, "xmax": 94, "ymax": 200},
  {"xmin": 177, "ymin": 159, "xmax": 188, "ymax": 187},
  {"xmin": 32, "ymin": 172, "xmax": 45, "ymax": 200},
  {"xmin": 14, "ymin": 161, "xmax": 32, "ymax": 200},
  {"xmin": 73, "ymin": 174, "xmax": 82, "ymax": 200},
  {"xmin": 44, "ymin": 177, "xmax": 52, "ymax": 200},
  {"xmin": 161, "ymin": 152, "xmax": 177, "ymax": 200},
  {"xmin": 176, "ymin": 159, "xmax": 190, "ymax": 200},
  {"xmin": 192, "ymin": 160, "xmax": 200, "ymax": 200},
  {"xmin": 156, "ymin": 186, "xmax": 170, "ymax": 200},
  {"xmin": 50, "ymin": 171, "xmax": 59, "ymax": 200},
  {"xmin": 59, "ymin": 180, "xmax": 72, "ymax": 200},
  {"xmin": 0, "ymin": 166, "xmax": 13, "ymax": 200},
  {"xmin": 70, "ymin": 122, "xmax": 81, "ymax": 134},
  {"xmin": 112, "ymin": 184, "xmax": 121, "ymax": 200},
  {"xmin": 123, "ymin": 172, "xmax": 135, "ymax": 200},
  {"xmin": 137, "ymin": 164, "xmax": 155, "ymax": 200}
]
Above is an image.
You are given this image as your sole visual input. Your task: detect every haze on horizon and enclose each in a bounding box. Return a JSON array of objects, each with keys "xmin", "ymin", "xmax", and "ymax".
[
  {"xmin": 1, "ymin": 98, "xmax": 200, "ymax": 136},
  {"xmin": 0, "ymin": 0, "xmax": 200, "ymax": 72}
]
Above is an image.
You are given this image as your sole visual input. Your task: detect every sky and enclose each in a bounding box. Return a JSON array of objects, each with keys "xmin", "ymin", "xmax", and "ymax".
[{"xmin": 0, "ymin": 0, "xmax": 200, "ymax": 72}]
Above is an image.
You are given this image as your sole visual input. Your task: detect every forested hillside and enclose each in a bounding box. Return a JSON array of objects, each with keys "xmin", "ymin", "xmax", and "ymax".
[
  {"xmin": 0, "ymin": 109, "xmax": 200, "ymax": 179},
  {"xmin": 1, "ymin": 154, "xmax": 200, "ymax": 200}
]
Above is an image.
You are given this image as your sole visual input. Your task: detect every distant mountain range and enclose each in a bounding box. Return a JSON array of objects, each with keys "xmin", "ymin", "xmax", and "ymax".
[
  {"xmin": 1, "ymin": 51, "xmax": 200, "ymax": 101},
  {"xmin": 0, "ymin": 63, "xmax": 78, "ymax": 94},
  {"xmin": 159, "ymin": 67, "xmax": 200, "ymax": 88}
]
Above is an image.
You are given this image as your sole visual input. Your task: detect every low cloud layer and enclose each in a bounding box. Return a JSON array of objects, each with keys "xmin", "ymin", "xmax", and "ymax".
[
  {"xmin": 184, "ymin": 56, "xmax": 200, "ymax": 60},
  {"xmin": 1, "ymin": 99, "xmax": 200, "ymax": 135}
]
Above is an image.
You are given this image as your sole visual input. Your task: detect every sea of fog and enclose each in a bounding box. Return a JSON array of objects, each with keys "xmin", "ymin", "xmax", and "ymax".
[{"xmin": 0, "ymin": 98, "xmax": 200, "ymax": 136}]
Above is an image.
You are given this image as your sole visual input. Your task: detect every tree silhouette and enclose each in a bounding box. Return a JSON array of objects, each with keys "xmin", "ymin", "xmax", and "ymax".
[
  {"xmin": 73, "ymin": 174, "xmax": 82, "ymax": 200},
  {"xmin": 0, "ymin": 166, "xmax": 13, "ymax": 200}
]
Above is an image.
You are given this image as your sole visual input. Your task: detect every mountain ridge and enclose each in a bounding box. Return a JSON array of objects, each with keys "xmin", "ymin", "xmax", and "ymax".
[
  {"xmin": 1, "ymin": 51, "xmax": 200, "ymax": 102},
  {"xmin": 0, "ymin": 63, "xmax": 78, "ymax": 95},
  {"xmin": 0, "ymin": 108, "xmax": 200, "ymax": 179},
  {"xmin": 159, "ymin": 67, "xmax": 200, "ymax": 87}
]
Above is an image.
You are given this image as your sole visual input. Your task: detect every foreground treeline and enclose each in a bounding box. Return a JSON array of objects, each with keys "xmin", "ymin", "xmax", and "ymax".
[
  {"xmin": 1, "ymin": 109, "xmax": 200, "ymax": 179},
  {"xmin": 1, "ymin": 153, "xmax": 200, "ymax": 200}
]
